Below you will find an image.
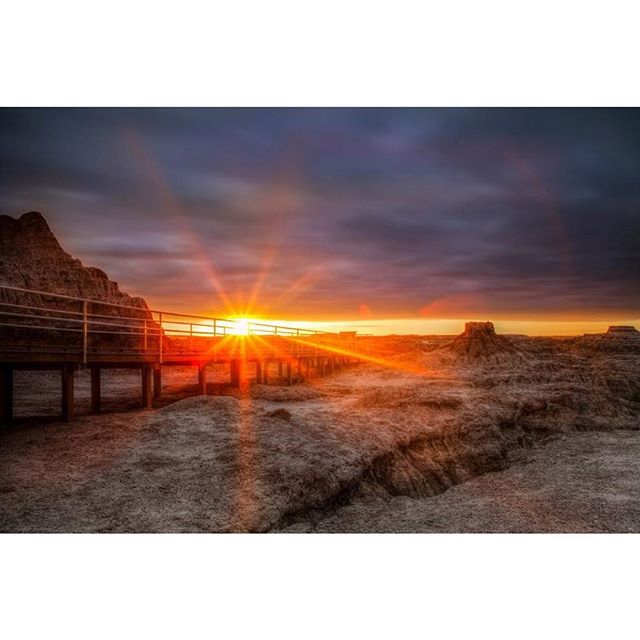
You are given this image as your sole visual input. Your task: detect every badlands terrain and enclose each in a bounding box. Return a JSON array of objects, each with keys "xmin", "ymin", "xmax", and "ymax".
[
  {"xmin": 1, "ymin": 322, "xmax": 639, "ymax": 533},
  {"xmin": 1, "ymin": 212, "xmax": 639, "ymax": 532}
]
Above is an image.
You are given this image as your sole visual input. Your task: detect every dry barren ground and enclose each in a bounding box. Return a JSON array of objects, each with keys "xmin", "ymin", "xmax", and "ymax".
[
  {"xmin": 289, "ymin": 431, "xmax": 640, "ymax": 532},
  {"xmin": 1, "ymin": 332, "xmax": 639, "ymax": 533}
]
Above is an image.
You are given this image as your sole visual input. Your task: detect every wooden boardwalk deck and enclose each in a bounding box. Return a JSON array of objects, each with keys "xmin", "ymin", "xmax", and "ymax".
[{"xmin": 0, "ymin": 285, "xmax": 363, "ymax": 424}]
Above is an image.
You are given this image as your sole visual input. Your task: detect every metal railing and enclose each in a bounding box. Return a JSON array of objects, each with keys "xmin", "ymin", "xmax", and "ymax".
[{"xmin": 0, "ymin": 284, "xmax": 347, "ymax": 363}]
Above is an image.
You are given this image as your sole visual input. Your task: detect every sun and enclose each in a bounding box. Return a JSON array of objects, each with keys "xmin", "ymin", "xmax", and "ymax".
[{"xmin": 232, "ymin": 317, "xmax": 251, "ymax": 336}]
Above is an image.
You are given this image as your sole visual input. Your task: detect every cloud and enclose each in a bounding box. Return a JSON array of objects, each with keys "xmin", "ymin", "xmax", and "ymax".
[{"xmin": 0, "ymin": 108, "xmax": 638, "ymax": 319}]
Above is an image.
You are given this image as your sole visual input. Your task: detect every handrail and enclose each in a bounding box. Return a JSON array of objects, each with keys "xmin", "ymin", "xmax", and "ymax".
[
  {"xmin": 0, "ymin": 284, "xmax": 233, "ymax": 323},
  {"xmin": 0, "ymin": 283, "xmax": 336, "ymax": 337},
  {"xmin": 0, "ymin": 284, "xmax": 359, "ymax": 361},
  {"xmin": 0, "ymin": 301, "xmax": 84, "ymax": 316},
  {"xmin": 247, "ymin": 320, "xmax": 331, "ymax": 336}
]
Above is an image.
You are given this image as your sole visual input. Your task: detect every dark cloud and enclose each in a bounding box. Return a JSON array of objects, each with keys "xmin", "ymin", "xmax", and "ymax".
[{"xmin": 0, "ymin": 108, "xmax": 638, "ymax": 320}]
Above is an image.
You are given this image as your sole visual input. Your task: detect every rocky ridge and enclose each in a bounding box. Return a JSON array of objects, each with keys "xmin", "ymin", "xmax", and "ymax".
[
  {"xmin": 0, "ymin": 211, "xmax": 147, "ymax": 309},
  {"xmin": 0, "ymin": 211, "xmax": 152, "ymax": 350}
]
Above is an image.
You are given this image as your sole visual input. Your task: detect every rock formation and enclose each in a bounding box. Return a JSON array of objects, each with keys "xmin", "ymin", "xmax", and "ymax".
[
  {"xmin": 607, "ymin": 325, "xmax": 639, "ymax": 334},
  {"xmin": 420, "ymin": 321, "xmax": 521, "ymax": 368},
  {"xmin": 0, "ymin": 211, "xmax": 152, "ymax": 351},
  {"xmin": 0, "ymin": 211, "xmax": 147, "ymax": 309},
  {"xmin": 575, "ymin": 324, "xmax": 640, "ymax": 356},
  {"xmin": 447, "ymin": 321, "xmax": 518, "ymax": 362}
]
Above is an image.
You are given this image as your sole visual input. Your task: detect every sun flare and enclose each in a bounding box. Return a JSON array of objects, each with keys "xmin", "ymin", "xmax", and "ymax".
[{"xmin": 232, "ymin": 317, "xmax": 251, "ymax": 336}]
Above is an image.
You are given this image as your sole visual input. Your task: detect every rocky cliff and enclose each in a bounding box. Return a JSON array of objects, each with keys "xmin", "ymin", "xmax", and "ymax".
[
  {"xmin": 0, "ymin": 211, "xmax": 152, "ymax": 351},
  {"xmin": 0, "ymin": 211, "xmax": 147, "ymax": 309}
]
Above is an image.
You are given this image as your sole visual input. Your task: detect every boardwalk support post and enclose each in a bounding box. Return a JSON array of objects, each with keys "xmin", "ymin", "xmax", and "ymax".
[
  {"xmin": 198, "ymin": 365, "xmax": 207, "ymax": 395},
  {"xmin": 153, "ymin": 366, "xmax": 162, "ymax": 400},
  {"xmin": 237, "ymin": 358, "xmax": 248, "ymax": 391},
  {"xmin": 0, "ymin": 367, "xmax": 13, "ymax": 426},
  {"xmin": 142, "ymin": 364, "xmax": 153, "ymax": 409},
  {"xmin": 90, "ymin": 366, "xmax": 101, "ymax": 414},
  {"xmin": 230, "ymin": 360, "xmax": 240, "ymax": 388},
  {"xmin": 61, "ymin": 364, "xmax": 75, "ymax": 422}
]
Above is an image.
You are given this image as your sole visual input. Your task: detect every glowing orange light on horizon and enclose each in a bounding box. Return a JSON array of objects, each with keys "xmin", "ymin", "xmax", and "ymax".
[{"xmin": 231, "ymin": 317, "xmax": 252, "ymax": 336}]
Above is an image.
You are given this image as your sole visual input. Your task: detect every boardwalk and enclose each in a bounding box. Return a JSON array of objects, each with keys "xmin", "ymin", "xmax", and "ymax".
[{"xmin": 0, "ymin": 285, "xmax": 363, "ymax": 424}]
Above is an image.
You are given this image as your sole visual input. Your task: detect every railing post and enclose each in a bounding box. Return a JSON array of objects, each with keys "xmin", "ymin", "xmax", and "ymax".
[
  {"xmin": 213, "ymin": 319, "xmax": 217, "ymax": 336},
  {"xmin": 190, "ymin": 322, "xmax": 193, "ymax": 352},
  {"xmin": 82, "ymin": 301, "xmax": 88, "ymax": 364},
  {"xmin": 143, "ymin": 319, "xmax": 148, "ymax": 351},
  {"xmin": 158, "ymin": 312, "xmax": 163, "ymax": 364}
]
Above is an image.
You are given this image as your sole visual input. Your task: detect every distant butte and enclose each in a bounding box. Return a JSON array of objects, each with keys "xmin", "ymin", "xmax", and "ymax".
[
  {"xmin": 429, "ymin": 321, "xmax": 521, "ymax": 364},
  {"xmin": 607, "ymin": 326, "xmax": 639, "ymax": 334}
]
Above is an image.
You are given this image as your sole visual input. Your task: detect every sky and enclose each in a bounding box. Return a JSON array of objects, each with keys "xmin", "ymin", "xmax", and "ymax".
[{"xmin": 0, "ymin": 108, "xmax": 638, "ymax": 335}]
